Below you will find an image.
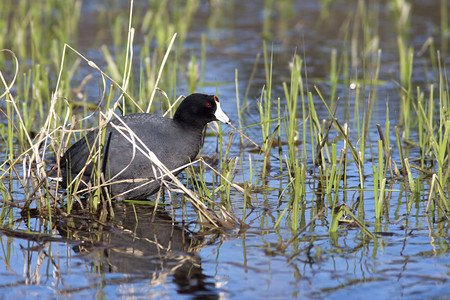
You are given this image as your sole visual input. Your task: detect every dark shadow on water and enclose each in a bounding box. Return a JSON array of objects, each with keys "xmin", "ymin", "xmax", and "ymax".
[{"xmin": 55, "ymin": 203, "xmax": 221, "ymax": 299}]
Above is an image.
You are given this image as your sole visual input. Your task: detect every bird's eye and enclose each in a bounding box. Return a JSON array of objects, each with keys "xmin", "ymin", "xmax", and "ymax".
[{"xmin": 206, "ymin": 102, "xmax": 212, "ymax": 108}]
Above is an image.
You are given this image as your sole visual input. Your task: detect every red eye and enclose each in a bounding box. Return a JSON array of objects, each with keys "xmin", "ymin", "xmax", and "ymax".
[{"xmin": 206, "ymin": 102, "xmax": 212, "ymax": 108}]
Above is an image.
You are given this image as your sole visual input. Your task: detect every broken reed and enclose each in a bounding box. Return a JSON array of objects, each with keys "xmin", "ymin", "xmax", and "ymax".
[{"xmin": 0, "ymin": 0, "xmax": 241, "ymax": 228}]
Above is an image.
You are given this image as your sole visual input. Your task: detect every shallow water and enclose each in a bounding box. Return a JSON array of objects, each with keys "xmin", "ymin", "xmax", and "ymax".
[{"xmin": 1, "ymin": 0, "xmax": 449, "ymax": 299}]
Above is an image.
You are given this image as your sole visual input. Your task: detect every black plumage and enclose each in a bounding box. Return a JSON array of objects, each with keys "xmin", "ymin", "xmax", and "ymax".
[{"xmin": 59, "ymin": 93, "xmax": 230, "ymax": 200}]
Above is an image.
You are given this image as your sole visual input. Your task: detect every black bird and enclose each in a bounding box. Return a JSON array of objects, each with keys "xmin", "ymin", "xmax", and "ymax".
[{"xmin": 59, "ymin": 93, "xmax": 230, "ymax": 200}]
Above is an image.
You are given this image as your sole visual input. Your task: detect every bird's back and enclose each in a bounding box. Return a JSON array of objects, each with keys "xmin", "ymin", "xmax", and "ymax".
[{"xmin": 60, "ymin": 113, "xmax": 203, "ymax": 199}]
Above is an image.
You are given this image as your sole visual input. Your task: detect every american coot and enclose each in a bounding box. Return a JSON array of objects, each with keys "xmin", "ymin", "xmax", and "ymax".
[{"xmin": 59, "ymin": 93, "xmax": 230, "ymax": 200}]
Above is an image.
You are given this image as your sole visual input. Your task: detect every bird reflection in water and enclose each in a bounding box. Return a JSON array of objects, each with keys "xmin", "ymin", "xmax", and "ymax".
[{"xmin": 56, "ymin": 203, "xmax": 221, "ymax": 298}]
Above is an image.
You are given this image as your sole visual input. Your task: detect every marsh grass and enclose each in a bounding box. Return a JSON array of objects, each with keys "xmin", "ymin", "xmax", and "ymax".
[
  {"xmin": 239, "ymin": 0, "xmax": 449, "ymax": 236},
  {"xmin": 0, "ymin": 0, "xmax": 449, "ymax": 244},
  {"xmin": 0, "ymin": 4, "xmax": 450, "ymax": 298},
  {"xmin": 0, "ymin": 1, "xmax": 243, "ymax": 230}
]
